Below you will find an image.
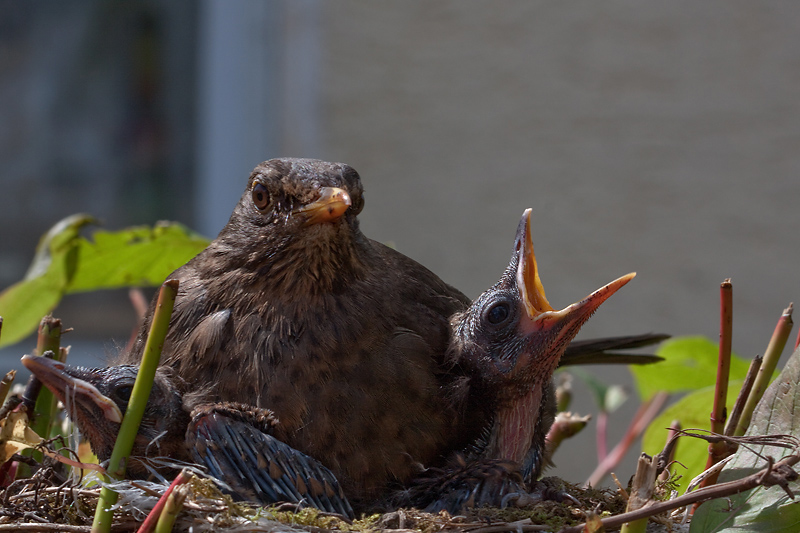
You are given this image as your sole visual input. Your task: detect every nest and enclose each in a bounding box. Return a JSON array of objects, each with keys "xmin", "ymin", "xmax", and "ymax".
[{"xmin": 0, "ymin": 459, "xmax": 627, "ymax": 533}]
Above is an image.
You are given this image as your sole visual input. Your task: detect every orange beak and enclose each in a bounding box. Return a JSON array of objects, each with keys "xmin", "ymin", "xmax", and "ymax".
[
  {"xmin": 295, "ymin": 187, "xmax": 352, "ymax": 225},
  {"xmin": 515, "ymin": 208, "xmax": 635, "ymax": 346}
]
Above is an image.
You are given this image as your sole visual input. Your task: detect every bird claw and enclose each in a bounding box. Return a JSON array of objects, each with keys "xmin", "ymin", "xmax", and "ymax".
[
  {"xmin": 500, "ymin": 491, "xmax": 531, "ymax": 507},
  {"xmin": 500, "ymin": 478, "xmax": 581, "ymax": 508}
]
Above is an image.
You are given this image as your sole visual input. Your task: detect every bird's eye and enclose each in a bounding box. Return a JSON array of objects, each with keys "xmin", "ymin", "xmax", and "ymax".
[
  {"xmin": 115, "ymin": 385, "xmax": 133, "ymax": 404},
  {"xmin": 485, "ymin": 301, "xmax": 512, "ymax": 326},
  {"xmin": 252, "ymin": 183, "xmax": 271, "ymax": 211}
]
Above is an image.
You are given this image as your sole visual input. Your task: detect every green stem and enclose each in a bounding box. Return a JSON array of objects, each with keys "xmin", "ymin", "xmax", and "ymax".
[
  {"xmin": 31, "ymin": 317, "xmax": 63, "ymax": 440},
  {"xmin": 734, "ymin": 304, "xmax": 793, "ymax": 436},
  {"xmin": 138, "ymin": 469, "xmax": 193, "ymax": 533},
  {"xmin": 154, "ymin": 485, "xmax": 188, "ymax": 533},
  {"xmin": 91, "ymin": 280, "xmax": 179, "ymax": 533}
]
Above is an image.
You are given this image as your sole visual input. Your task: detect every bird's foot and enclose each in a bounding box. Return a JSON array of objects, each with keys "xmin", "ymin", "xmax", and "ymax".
[
  {"xmin": 501, "ymin": 477, "xmax": 580, "ymax": 508},
  {"xmin": 397, "ymin": 455, "xmax": 526, "ymax": 514}
]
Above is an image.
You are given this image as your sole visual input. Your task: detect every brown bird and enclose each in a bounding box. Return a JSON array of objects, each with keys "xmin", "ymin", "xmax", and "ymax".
[
  {"xmin": 407, "ymin": 209, "xmax": 637, "ymax": 512},
  {"xmin": 118, "ymin": 158, "xmax": 664, "ymax": 509},
  {"xmin": 118, "ymin": 158, "xmax": 472, "ymax": 506},
  {"xmin": 21, "ymin": 354, "xmax": 354, "ymax": 517}
]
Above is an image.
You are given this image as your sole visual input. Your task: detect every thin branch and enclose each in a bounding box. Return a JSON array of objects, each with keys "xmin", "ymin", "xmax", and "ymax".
[
  {"xmin": 711, "ymin": 279, "xmax": 733, "ymax": 436},
  {"xmin": 585, "ymin": 391, "xmax": 668, "ymax": 487},
  {"xmin": 0, "ymin": 370, "xmax": 16, "ymax": 408},
  {"xmin": 735, "ymin": 304, "xmax": 793, "ymax": 436},
  {"xmin": 724, "ymin": 355, "xmax": 762, "ymax": 437},
  {"xmin": 137, "ymin": 469, "xmax": 193, "ymax": 533},
  {"xmin": 696, "ymin": 280, "xmax": 734, "ymax": 496},
  {"xmin": 560, "ymin": 454, "xmax": 800, "ymax": 533}
]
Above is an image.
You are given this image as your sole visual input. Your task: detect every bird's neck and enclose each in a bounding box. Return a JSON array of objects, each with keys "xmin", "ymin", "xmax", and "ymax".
[
  {"xmin": 486, "ymin": 382, "xmax": 544, "ymax": 464},
  {"xmin": 213, "ymin": 227, "xmax": 371, "ymax": 299}
]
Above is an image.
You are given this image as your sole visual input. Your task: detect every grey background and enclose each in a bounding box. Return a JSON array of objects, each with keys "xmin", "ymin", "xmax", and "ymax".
[{"xmin": 1, "ymin": 1, "xmax": 798, "ymax": 485}]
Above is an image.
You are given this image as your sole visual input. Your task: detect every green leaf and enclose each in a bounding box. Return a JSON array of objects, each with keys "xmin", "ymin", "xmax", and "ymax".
[
  {"xmin": 0, "ymin": 215, "xmax": 95, "ymax": 346},
  {"xmin": 0, "ymin": 215, "xmax": 209, "ymax": 348},
  {"xmin": 641, "ymin": 384, "xmax": 740, "ymax": 494},
  {"xmin": 690, "ymin": 347, "xmax": 800, "ymax": 532},
  {"xmin": 630, "ymin": 337, "xmax": 751, "ymax": 400},
  {"xmin": 67, "ymin": 222, "xmax": 209, "ymax": 291}
]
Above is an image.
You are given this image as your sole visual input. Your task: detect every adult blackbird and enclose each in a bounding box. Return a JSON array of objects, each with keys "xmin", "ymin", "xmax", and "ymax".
[
  {"xmin": 118, "ymin": 158, "xmax": 472, "ymax": 505},
  {"xmin": 24, "ymin": 200, "xmax": 660, "ymax": 516},
  {"xmin": 407, "ymin": 209, "xmax": 637, "ymax": 512},
  {"xmin": 21, "ymin": 354, "xmax": 354, "ymax": 517},
  {"xmin": 118, "ymin": 158, "xmax": 664, "ymax": 507}
]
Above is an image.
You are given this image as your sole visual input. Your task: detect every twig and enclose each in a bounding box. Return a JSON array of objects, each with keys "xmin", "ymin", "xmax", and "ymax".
[
  {"xmin": 0, "ymin": 370, "xmax": 16, "ymax": 408},
  {"xmin": 795, "ymin": 321, "xmax": 800, "ymax": 351},
  {"xmin": 128, "ymin": 288, "xmax": 149, "ymax": 321},
  {"xmin": 696, "ymin": 280, "xmax": 734, "ymax": 497},
  {"xmin": 154, "ymin": 484, "xmax": 189, "ymax": 533},
  {"xmin": 560, "ymin": 454, "xmax": 800, "ymax": 533},
  {"xmin": 657, "ymin": 420, "xmax": 681, "ymax": 482},
  {"xmin": 711, "ymin": 279, "xmax": 733, "ymax": 437},
  {"xmin": 137, "ymin": 469, "xmax": 193, "ymax": 533},
  {"xmin": 0, "ymin": 394, "xmax": 22, "ymax": 424},
  {"xmin": 620, "ymin": 453, "xmax": 658, "ymax": 533},
  {"xmin": 465, "ymin": 520, "xmax": 550, "ymax": 532},
  {"xmin": 724, "ymin": 355, "xmax": 762, "ymax": 437},
  {"xmin": 545, "ymin": 412, "xmax": 591, "ymax": 459},
  {"xmin": 596, "ymin": 409, "xmax": 608, "ymax": 463},
  {"xmin": 554, "ymin": 372, "xmax": 572, "ymax": 413},
  {"xmin": 585, "ymin": 391, "xmax": 668, "ymax": 487},
  {"xmin": 734, "ymin": 304, "xmax": 794, "ymax": 436},
  {"xmin": 126, "ymin": 289, "xmax": 150, "ymax": 354},
  {"xmin": 23, "ymin": 317, "xmax": 62, "ymax": 430}
]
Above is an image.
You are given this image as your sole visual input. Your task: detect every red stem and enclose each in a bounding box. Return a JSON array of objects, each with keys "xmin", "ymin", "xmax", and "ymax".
[
  {"xmin": 585, "ymin": 391, "xmax": 668, "ymax": 487},
  {"xmin": 137, "ymin": 469, "xmax": 193, "ymax": 533},
  {"xmin": 596, "ymin": 410, "xmax": 608, "ymax": 463}
]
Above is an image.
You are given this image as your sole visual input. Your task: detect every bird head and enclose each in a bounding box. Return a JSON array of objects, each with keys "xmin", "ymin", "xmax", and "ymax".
[
  {"xmin": 213, "ymin": 158, "xmax": 369, "ymax": 293},
  {"xmin": 240, "ymin": 158, "xmax": 363, "ymax": 228},
  {"xmin": 21, "ymin": 355, "xmax": 190, "ymax": 477},
  {"xmin": 451, "ymin": 209, "xmax": 634, "ymax": 401},
  {"xmin": 449, "ymin": 209, "xmax": 634, "ymax": 469}
]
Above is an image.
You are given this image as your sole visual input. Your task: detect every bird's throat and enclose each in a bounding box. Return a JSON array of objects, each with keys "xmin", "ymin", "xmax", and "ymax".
[{"xmin": 490, "ymin": 383, "xmax": 544, "ymax": 464}]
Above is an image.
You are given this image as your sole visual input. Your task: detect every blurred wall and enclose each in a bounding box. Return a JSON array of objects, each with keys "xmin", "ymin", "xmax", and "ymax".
[
  {"xmin": 1, "ymin": 0, "xmax": 799, "ymax": 483},
  {"xmin": 319, "ymin": 2, "xmax": 800, "ymax": 361},
  {"xmin": 314, "ymin": 2, "xmax": 800, "ymax": 482}
]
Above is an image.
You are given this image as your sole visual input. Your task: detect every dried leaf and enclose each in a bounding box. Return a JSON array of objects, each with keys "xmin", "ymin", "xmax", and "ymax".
[{"xmin": 0, "ymin": 410, "xmax": 43, "ymax": 463}]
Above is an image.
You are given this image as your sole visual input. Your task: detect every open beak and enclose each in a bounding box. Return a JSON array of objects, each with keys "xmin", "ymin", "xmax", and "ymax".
[
  {"xmin": 515, "ymin": 208, "xmax": 635, "ymax": 340},
  {"xmin": 21, "ymin": 355, "xmax": 123, "ymax": 424},
  {"xmin": 295, "ymin": 187, "xmax": 352, "ymax": 225}
]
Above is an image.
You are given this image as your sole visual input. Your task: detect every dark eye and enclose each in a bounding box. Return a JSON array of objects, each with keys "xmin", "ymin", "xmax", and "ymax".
[
  {"xmin": 115, "ymin": 385, "xmax": 133, "ymax": 404},
  {"xmin": 485, "ymin": 301, "xmax": 511, "ymax": 326},
  {"xmin": 252, "ymin": 183, "xmax": 270, "ymax": 211}
]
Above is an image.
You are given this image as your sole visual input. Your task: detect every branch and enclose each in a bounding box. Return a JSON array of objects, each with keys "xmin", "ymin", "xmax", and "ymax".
[{"xmin": 561, "ymin": 453, "xmax": 800, "ymax": 533}]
